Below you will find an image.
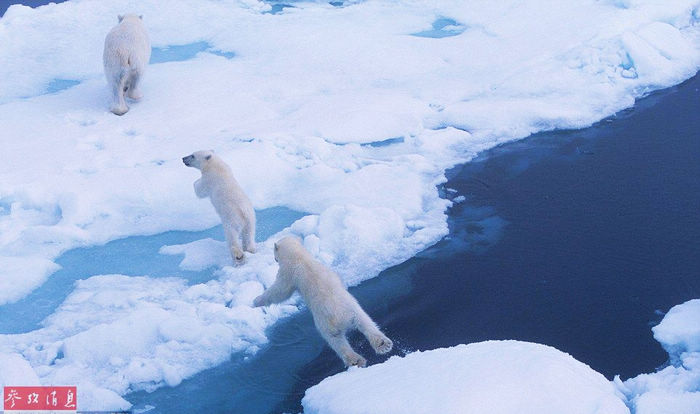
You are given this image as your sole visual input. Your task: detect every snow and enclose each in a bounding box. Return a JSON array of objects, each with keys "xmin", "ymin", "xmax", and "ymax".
[
  {"xmin": 652, "ymin": 299, "xmax": 700, "ymax": 358},
  {"xmin": 302, "ymin": 340, "xmax": 630, "ymax": 414},
  {"xmin": 620, "ymin": 299, "xmax": 700, "ymax": 414},
  {"xmin": 0, "ymin": 256, "xmax": 60, "ymax": 306},
  {"xmin": 0, "ymin": 0, "xmax": 699, "ymax": 410},
  {"xmin": 0, "ymin": 353, "xmax": 41, "ymax": 387},
  {"xmin": 159, "ymin": 238, "xmax": 230, "ymax": 271}
]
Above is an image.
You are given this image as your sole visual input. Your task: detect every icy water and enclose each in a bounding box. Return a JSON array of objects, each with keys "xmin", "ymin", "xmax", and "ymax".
[
  {"xmin": 0, "ymin": 207, "xmax": 305, "ymax": 334},
  {"xmin": 126, "ymin": 77, "xmax": 700, "ymax": 414}
]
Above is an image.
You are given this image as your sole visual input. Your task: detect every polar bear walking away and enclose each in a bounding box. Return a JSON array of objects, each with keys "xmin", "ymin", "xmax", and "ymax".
[
  {"xmin": 183, "ymin": 150, "xmax": 256, "ymax": 262},
  {"xmin": 254, "ymin": 236, "xmax": 393, "ymax": 367},
  {"xmin": 103, "ymin": 14, "xmax": 150, "ymax": 115}
]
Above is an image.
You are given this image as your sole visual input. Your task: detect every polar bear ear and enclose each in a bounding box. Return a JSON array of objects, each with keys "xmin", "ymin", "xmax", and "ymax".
[{"xmin": 118, "ymin": 15, "xmax": 124, "ymax": 23}]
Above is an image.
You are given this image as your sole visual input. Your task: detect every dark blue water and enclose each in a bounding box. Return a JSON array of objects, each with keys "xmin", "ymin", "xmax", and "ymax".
[
  {"xmin": 376, "ymin": 74, "xmax": 700, "ymax": 382},
  {"xmin": 379, "ymin": 75, "xmax": 700, "ymax": 385},
  {"xmin": 126, "ymin": 76, "xmax": 700, "ymax": 414}
]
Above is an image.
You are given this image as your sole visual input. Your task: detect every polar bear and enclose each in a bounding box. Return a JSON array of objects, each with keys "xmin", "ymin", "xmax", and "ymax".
[
  {"xmin": 183, "ymin": 150, "xmax": 256, "ymax": 262},
  {"xmin": 254, "ymin": 236, "xmax": 393, "ymax": 367},
  {"xmin": 103, "ymin": 14, "xmax": 150, "ymax": 115}
]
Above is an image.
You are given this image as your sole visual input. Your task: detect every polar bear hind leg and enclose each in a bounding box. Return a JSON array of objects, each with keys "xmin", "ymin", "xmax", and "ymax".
[
  {"xmin": 110, "ymin": 68, "xmax": 129, "ymax": 115},
  {"xmin": 127, "ymin": 68, "xmax": 143, "ymax": 100},
  {"xmin": 355, "ymin": 309, "xmax": 393, "ymax": 354},
  {"xmin": 242, "ymin": 222, "xmax": 256, "ymax": 254},
  {"xmin": 224, "ymin": 225, "xmax": 245, "ymax": 262},
  {"xmin": 321, "ymin": 329, "xmax": 367, "ymax": 368}
]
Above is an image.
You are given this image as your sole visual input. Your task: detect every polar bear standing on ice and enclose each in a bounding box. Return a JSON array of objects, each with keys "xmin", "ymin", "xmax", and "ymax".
[
  {"xmin": 183, "ymin": 150, "xmax": 256, "ymax": 262},
  {"xmin": 103, "ymin": 14, "xmax": 150, "ymax": 115},
  {"xmin": 254, "ymin": 236, "xmax": 393, "ymax": 367}
]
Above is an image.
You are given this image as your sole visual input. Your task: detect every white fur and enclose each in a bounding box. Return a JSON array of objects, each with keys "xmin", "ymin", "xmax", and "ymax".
[
  {"xmin": 103, "ymin": 14, "xmax": 150, "ymax": 116},
  {"xmin": 183, "ymin": 150, "xmax": 256, "ymax": 262},
  {"xmin": 254, "ymin": 236, "xmax": 393, "ymax": 367}
]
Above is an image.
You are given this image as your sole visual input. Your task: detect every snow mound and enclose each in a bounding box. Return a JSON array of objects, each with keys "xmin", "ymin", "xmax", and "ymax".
[
  {"xmin": 159, "ymin": 238, "xmax": 230, "ymax": 271},
  {"xmin": 653, "ymin": 299, "xmax": 700, "ymax": 359},
  {"xmin": 302, "ymin": 341, "xmax": 630, "ymax": 414},
  {"xmin": 621, "ymin": 299, "xmax": 700, "ymax": 414}
]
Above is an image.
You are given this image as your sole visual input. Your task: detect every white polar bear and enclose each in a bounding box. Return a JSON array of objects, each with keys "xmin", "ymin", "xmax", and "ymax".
[
  {"xmin": 183, "ymin": 150, "xmax": 256, "ymax": 262},
  {"xmin": 103, "ymin": 14, "xmax": 150, "ymax": 115},
  {"xmin": 254, "ymin": 236, "xmax": 393, "ymax": 367}
]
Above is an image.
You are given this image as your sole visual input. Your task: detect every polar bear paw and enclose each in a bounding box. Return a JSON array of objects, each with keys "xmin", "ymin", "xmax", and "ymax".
[
  {"xmin": 110, "ymin": 104, "xmax": 129, "ymax": 116},
  {"xmin": 127, "ymin": 88, "xmax": 143, "ymax": 100},
  {"xmin": 344, "ymin": 353, "xmax": 367, "ymax": 368},
  {"xmin": 231, "ymin": 246, "xmax": 245, "ymax": 262},
  {"xmin": 370, "ymin": 334, "xmax": 393, "ymax": 354},
  {"xmin": 252, "ymin": 295, "xmax": 265, "ymax": 307}
]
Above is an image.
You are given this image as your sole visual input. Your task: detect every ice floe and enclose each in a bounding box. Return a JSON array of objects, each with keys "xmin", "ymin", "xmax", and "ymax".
[
  {"xmin": 302, "ymin": 340, "xmax": 630, "ymax": 414},
  {"xmin": 621, "ymin": 299, "xmax": 700, "ymax": 414}
]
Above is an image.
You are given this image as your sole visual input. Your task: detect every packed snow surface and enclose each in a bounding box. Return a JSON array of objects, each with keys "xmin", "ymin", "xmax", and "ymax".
[
  {"xmin": 621, "ymin": 299, "xmax": 700, "ymax": 414},
  {"xmin": 652, "ymin": 299, "xmax": 700, "ymax": 358},
  {"xmin": 1, "ymin": 0, "xmax": 699, "ymax": 410},
  {"xmin": 302, "ymin": 340, "xmax": 631, "ymax": 414}
]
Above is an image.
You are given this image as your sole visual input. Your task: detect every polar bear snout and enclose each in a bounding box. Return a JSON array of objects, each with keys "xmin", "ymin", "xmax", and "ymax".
[{"xmin": 182, "ymin": 155, "xmax": 194, "ymax": 167}]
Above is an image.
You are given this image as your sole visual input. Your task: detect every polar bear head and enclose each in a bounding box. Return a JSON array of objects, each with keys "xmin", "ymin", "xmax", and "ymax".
[
  {"xmin": 118, "ymin": 14, "xmax": 143, "ymax": 23},
  {"xmin": 274, "ymin": 236, "xmax": 305, "ymax": 263},
  {"xmin": 182, "ymin": 150, "xmax": 215, "ymax": 170}
]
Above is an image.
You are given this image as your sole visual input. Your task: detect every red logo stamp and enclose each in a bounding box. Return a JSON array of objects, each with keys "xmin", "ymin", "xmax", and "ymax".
[{"xmin": 3, "ymin": 386, "xmax": 77, "ymax": 411}]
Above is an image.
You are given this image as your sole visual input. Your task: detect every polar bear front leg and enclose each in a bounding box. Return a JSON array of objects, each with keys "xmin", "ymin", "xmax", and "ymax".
[
  {"xmin": 193, "ymin": 178, "xmax": 209, "ymax": 198},
  {"xmin": 253, "ymin": 273, "xmax": 295, "ymax": 307}
]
